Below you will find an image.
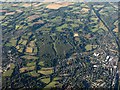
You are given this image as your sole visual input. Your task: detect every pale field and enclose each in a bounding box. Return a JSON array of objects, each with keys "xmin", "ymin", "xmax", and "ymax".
[
  {"xmin": 16, "ymin": 10, "xmax": 23, "ymax": 13},
  {"xmin": 46, "ymin": 2, "xmax": 73, "ymax": 9},
  {"xmin": 0, "ymin": 10, "xmax": 7, "ymax": 13},
  {"xmin": 12, "ymin": 4, "xmax": 18, "ymax": 7},
  {"xmin": 27, "ymin": 15, "xmax": 40, "ymax": 21},
  {"xmin": 5, "ymin": 12, "xmax": 15, "ymax": 15},
  {"xmin": 81, "ymin": 7, "xmax": 90, "ymax": 14},
  {"xmin": 26, "ymin": 47, "xmax": 33, "ymax": 53},
  {"xmin": 29, "ymin": 41, "xmax": 35, "ymax": 47},
  {"xmin": 113, "ymin": 27, "xmax": 118, "ymax": 33},
  {"xmin": 74, "ymin": 33, "xmax": 79, "ymax": 37},
  {"xmin": 16, "ymin": 45, "xmax": 20, "ymax": 50},
  {"xmin": 98, "ymin": 21, "xmax": 108, "ymax": 31},
  {"xmin": 22, "ymin": 3, "xmax": 31, "ymax": 7},
  {"xmin": 0, "ymin": 16, "xmax": 5, "ymax": 20}
]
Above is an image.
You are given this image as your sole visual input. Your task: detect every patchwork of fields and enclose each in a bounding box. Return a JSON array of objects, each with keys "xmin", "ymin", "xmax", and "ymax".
[{"xmin": 1, "ymin": 2, "xmax": 119, "ymax": 89}]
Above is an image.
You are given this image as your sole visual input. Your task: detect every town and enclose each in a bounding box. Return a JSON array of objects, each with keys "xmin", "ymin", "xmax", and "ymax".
[{"xmin": 0, "ymin": 1, "xmax": 119, "ymax": 89}]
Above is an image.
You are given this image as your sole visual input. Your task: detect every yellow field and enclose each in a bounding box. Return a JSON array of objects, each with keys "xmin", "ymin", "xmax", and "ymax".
[
  {"xmin": 41, "ymin": 78, "xmax": 50, "ymax": 84},
  {"xmin": 113, "ymin": 27, "xmax": 118, "ymax": 33},
  {"xmin": 29, "ymin": 41, "xmax": 35, "ymax": 47},
  {"xmin": 19, "ymin": 66, "xmax": 35, "ymax": 73},
  {"xmin": 0, "ymin": 16, "xmax": 5, "ymax": 20},
  {"xmin": 29, "ymin": 71, "xmax": 39, "ymax": 77},
  {"xmin": 98, "ymin": 21, "xmax": 107, "ymax": 31},
  {"xmin": 53, "ymin": 77, "xmax": 61, "ymax": 81},
  {"xmin": 21, "ymin": 55, "xmax": 39, "ymax": 60},
  {"xmin": 81, "ymin": 8, "xmax": 90, "ymax": 14},
  {"xmin": 38, "ymin": 68, "xmax": 53, "ymax": 75},
  {"xmin": 26, "ymin": 47, "xmax": 33, "ymax": 53},
  {"xmin": 85, "ymin": 44, "xmax": 92, "ymax": 51},
  {"xmin": 19, "ymin": 67, "xmax": 28, "ymax": 73},
  {"xmin": 21, "ymin": 40, "xmax": 27, "ymax": 45},
  {"xmin": 38, "ymin": 61, "xmax": 45, "ymax": 67}
]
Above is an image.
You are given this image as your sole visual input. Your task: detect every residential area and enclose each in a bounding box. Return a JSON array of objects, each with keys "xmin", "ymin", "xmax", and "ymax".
[{"xmin": 1, "ymin": 2, "xmax": 119, "ymax": 89}]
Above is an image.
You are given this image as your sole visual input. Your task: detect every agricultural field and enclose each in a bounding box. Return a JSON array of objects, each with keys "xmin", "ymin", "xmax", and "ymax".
[{"xmin": 1, "ymin": 2, "xmax": 119, "ymax": 89}]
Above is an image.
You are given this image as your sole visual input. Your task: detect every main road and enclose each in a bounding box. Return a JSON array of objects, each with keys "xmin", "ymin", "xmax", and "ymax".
[{"xmin": 87, "ymin": 3, "xmax": 120, "ymax": 61}]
